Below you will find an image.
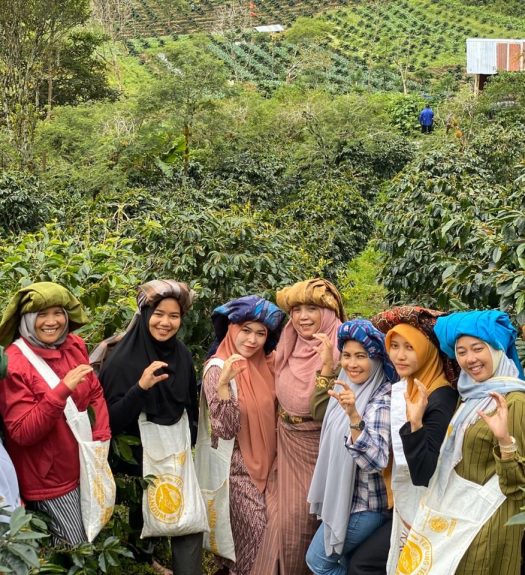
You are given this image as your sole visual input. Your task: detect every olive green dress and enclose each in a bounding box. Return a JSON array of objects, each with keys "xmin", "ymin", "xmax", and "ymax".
[{"xmin": 455, "ymin": 391, "xmax": 525, "ymax": 575}]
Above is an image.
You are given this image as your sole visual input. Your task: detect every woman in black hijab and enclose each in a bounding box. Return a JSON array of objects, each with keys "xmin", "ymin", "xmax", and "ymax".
[{"xmin": 99, "ymin": 280, "xmax": 201, "ymax": 575}]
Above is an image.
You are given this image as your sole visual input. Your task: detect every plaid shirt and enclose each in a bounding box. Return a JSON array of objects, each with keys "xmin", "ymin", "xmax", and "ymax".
[{"xmin": 344, "ymin": 379, "xmax": 391, "ymax": 513}]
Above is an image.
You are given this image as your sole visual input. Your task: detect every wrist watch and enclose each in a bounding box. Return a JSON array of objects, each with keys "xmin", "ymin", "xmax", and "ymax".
[{"xmin": 349, "ymin": 419, "xmax": 365, "ymax": 431}]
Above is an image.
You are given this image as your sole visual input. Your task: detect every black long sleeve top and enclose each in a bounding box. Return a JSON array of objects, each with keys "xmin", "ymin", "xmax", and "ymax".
[{"xmin": 399, "ymin": 385, "xmax": 458, "ymax": 486}]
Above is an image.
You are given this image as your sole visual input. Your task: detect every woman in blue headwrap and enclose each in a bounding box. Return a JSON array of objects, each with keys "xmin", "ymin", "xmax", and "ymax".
[
  {"xmin": 305, "ymin": 320, "xmax": 396, "ymax": 575},
  {"xmin": 397, "ymin": 310, "xmax": 525, "ymax": 575},
  {"xmin": 196, "ymin": 295, "xmax": 285, "ymax": 575}
]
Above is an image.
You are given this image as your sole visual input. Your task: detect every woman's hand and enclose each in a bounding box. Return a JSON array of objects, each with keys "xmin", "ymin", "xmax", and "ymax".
[
  {"xmin": 63, "ymin": 364, "xmax": 93, "ymax": 391},
  {"xmin": 405, "ymin": 378, "xmax": 428, "ymax": 432},
  {"xmin": 138, "ymin": 361, "xmax": 169, "ymax": 390},
  {"xmin": 217, "ymin": 354, "xmax": 246, "ymax": 400},
  {"xmin": 329, "ymin": 380, "xmax": 358, "ymax": 419},
  {"xmin": 218, "ymin": 354, "xmax": 246, "ymax": 389},
  {"xmin": 478, "ymin": 391, "xmax": 511, "ymax": 444},
  {"xmin": 312, "ymin": 333, "xmax": 335, "ymax": 374}
]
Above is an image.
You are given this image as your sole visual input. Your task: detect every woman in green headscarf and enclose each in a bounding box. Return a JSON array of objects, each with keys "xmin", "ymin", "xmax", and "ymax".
[{"xmin": 0, "ymin": 282, "xmax": 111, "ymax": 545}]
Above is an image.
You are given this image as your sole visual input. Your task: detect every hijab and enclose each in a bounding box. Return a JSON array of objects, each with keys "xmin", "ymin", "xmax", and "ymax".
[
  {"xmin": 0, "ymin": 282, "xmax": 87, "ymax": 347},
  {"xmin": 308, "ymin": 319, "xmax": 394, "ymax": 556},
  {"xmin": 435, "ymin": 310, "xmax": 524, "ymax": 379},
  {"xmin": 19, "ymin": 309, "xmax": 69, "ymax": 349},
  {"xmin": 275, "ymin": 278, "xmax": 345, "ymax": 416},
  {"xmin": 207, "ymin": 295, "xmax": 285, "ymax": 492},
  {"xmin": 385, "ymin": 323, "xmax": 450, "ymax": 400},
  {"xmin": 372, "ymin": 305, "xmax": 460, "ymax": 387},
  {"xmin": 275, "ymin": 307, "xmax": 341, "ymax": 416},
  {"xmin": 433, "ymin": 311, "xmax": 525, "ymax": 497},
  {"xmin": 211, "ymin": 323, "xmax": 277, "ymax": 492},
  {"xmin": 100, "ymin": 282, "xmax": 195, "ymax": 426},
  {"xmin": 276, "ymin": 278, "xmax": 346, "ymax": 321}
]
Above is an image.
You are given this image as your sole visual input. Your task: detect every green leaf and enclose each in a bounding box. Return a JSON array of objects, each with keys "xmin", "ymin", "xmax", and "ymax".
[
  {"xmin": 442, "ymin": 265, "xmax": 456, "ymax": 280},
  {"xmin": 492, "ymin": 246, "xmax": 502, "ymax": 263}
]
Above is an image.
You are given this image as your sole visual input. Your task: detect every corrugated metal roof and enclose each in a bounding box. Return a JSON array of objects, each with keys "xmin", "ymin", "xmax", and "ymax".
[{"xmin": 467, "ymin": 38, "xmax": 525, "ymax": 74}]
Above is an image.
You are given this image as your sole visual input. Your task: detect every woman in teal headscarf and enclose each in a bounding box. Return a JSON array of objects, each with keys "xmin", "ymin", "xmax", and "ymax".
[{"xmin": 398, "ymin": 310, "xmax": 525, "ymax": 575}]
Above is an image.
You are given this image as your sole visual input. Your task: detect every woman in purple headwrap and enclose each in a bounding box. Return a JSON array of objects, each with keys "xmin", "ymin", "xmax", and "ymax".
[
  {"xmin": 196, "ymin": 295, "xmax": 285, "ymax": 575},
  {"xmin": 305, "ymin": 320, "xmax": 396, "ymax": 575}
]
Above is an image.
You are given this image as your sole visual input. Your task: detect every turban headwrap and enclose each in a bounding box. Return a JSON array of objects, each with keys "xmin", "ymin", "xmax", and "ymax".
[
  {"xmin": 0, "ymin": 282, "xmax": 88, "ymax": 347},
  {"xmin": 434, "ymin": 310, "xmax": 524, "ymax": 379},
  {"xmin": 276, "ymin": 278, "xmax": 346, "ymax": 321},
  {"xmin": 337, "ymin": 319, "xmax": 398, "ymax": 383}
]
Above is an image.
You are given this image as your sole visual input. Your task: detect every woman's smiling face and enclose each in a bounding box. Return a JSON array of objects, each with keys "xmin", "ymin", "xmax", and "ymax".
[
  {"xmin": 234, "ymin": 321, "xmax": 268, "ymax": 358},
  {"xmin": 290, "ymin": 304, "xmax": 322, "ymax": 339},
  {"xmin": 148, "ymin": 298, "xmax": 181, "ymax": 342},
  {"xmin": 34, "ymin": 307, "xmax": 67, "ymax": 344},
  {"xmin": 340, "ymin": 340, "xmax": 372, "ymax": 385},
  {"xmin": 455, "ymin": 335, "xmax": 493, "ymax": 382}
]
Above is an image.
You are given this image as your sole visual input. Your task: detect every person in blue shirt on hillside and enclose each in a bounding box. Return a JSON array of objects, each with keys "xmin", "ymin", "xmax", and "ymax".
[{"xmin": 419, "ymin": 104, "xmax": 434, "ymax": 134}]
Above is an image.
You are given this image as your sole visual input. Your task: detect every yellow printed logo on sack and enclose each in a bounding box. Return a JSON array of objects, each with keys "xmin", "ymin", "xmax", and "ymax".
[
  {"xmin": 428, "ymin": 515, "xmax": 456, "ymax": 536},
  {"xmin": 207, "ymin": 498, "xmax": 219, "ymax": 554},
  {"xmin": 148, "ymin": 474, "xmax": 184, "ymax": 524},
  {"xmin": 396, "ymin": 532, "xmax": 432, "ymax": 575}
]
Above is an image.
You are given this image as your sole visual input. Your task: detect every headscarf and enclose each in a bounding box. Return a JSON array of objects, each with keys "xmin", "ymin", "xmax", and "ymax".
[
  {"xmin": 209, "ymin": 296, "xmax": 285, "ymax": 492},
  {"xmin": 0, "ymin": 282, "xmax": 88, "ymax": 347},
  {"xmin": 434, "ymin": 310, "xmax": 525, "ymax": 379},
  {"xmin": 99, "ymin": 280, "xmax": 195, "ymax": 426},
  {"xmin": 372, "ymin": 306, "xmax": 460, "ymax": 388},
  {"xmin": 385, "ymin": 324, "xmax": 450, "ymax": 400},
  {"xmin": 433, "ymin": 311, "xmax": 525, "ymax": 498},
  {"xmin": 308, "ymin": 319, "xmax": 393, "ymax": 556},
  {"xmin": 276, "ymin": 278, "xmax": 346, "ymax": 322},
  {"xmin": 337, "ymin": 319, "xmax": 398, "ymax": 383},
  {"xmin": 19, "ymin": 309, "xmax": 69, "ymax": 349},
  {"xmin": 276, "ymin": 283, "xmax": 343, "ymax": 416},
  {"xmin": 209, "ymin": 295, "xmax": 285, "ymax": 356}
]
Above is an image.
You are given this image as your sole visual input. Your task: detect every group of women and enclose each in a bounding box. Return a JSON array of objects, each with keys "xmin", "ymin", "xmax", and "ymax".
[{"xmin": 0, "ymin": 277, "xmax": 523, "ymax": 575}]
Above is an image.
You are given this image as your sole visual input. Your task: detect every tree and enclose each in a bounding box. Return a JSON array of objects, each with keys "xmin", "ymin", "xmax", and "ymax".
[
  {"xmin": 146, "ymin": 37, "xmax": 229, "ymax": 177},
  {"xmin": 37, "ymin": 30, "xmax": 118, "ymax": 109},
  {"xmin": 0, "ymin": 0, "xmax": 90, "ymax": 164},
  {"xmin": 91, "ymin": 0, "xmax": 134, "ymax": 87}
]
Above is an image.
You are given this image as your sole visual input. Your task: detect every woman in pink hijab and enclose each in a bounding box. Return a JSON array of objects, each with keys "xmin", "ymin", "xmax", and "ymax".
[{"xmin": 253, "ymin": 278, "xmax": 345, "ymax": 575}]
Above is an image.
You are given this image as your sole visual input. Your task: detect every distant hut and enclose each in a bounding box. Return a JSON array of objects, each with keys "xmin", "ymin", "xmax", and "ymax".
[{"xmin": 467, "ymin": 38, "xmax": 525, "ymax": 93}]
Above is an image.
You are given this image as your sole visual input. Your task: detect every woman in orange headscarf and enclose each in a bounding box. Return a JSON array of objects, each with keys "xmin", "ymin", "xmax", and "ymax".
[{"xmin": 348, "ymin": 306, "xmax": 459, "ymax": 575}]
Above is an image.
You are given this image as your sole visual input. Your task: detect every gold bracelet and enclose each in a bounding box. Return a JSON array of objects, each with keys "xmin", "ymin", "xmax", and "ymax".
[{"xmin": 315, "ymin": 371, "xmax": 336, "ymax": 390}]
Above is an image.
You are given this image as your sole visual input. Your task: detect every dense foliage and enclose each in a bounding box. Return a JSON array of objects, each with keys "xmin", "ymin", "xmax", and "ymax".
[
  {"xmin": 377, "ymin": 73, "xmax": 525, "ymax": 323},
  {"xmin": 1, "ymin": 1, "xmax": 525, "ymax": 573}
]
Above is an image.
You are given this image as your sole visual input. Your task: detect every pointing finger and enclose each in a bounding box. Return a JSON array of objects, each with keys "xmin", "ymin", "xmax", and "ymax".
[{"xmin": 335, "ymin": 380, "xmax": 350, "ymax": 391}]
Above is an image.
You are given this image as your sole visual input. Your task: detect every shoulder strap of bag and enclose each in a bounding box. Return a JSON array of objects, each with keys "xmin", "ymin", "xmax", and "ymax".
[{"xmin": 13, "ymin": 338, "xmax": 81, "ymax": 422}]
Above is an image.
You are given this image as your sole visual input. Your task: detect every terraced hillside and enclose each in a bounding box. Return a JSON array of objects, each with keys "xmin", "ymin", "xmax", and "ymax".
[
  {"xmin": 121, "ymin": 0, "xmax": 525, "ymax": 95},
  {"xmin": 124, "ymin": 0, "xmax": 347, "ymax": 38}
]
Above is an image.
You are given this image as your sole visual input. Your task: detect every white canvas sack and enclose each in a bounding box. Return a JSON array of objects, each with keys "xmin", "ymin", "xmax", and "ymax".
[
  {"xmin": 138, "ymin": 410, "xmax": 208, "ymax": 538},
  {"xmin": 394, "ymin": 470, "xmax": 505, "ymax": 575},
  {"xmin": 387, "ymin": 379, "xmax": 427, "ymax": 574},
  {"xmin": 14, "ymin": 339, "xmax": 116, "ymax": 542},
  {"xmin": 194, "ymin": 358, "xmax": 236, "ymax": 561}
]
